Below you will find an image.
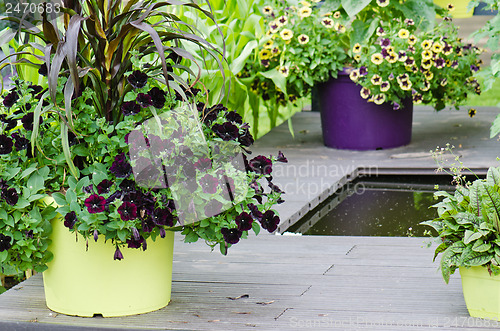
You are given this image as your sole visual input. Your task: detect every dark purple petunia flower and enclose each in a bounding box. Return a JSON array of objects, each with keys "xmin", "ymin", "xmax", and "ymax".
[
  {"xmin": 105, "ymin": 190, "xmax": 123, "ymax": 206},
  {"xmin": 118, "ymin": 201, "xmax": 137, "ymax": 221},
  {"xmin": 226, "ymin": 111, "xmax": 243, "ymax": 124},
  {"xmin": 221, "ymin": 227, "xmax": 242, "ymax": 245},
  {"xmin": 238, "ymin": 128, "xmax": 254, "ymax": 147},
  {"xmin": 110, "ymin": 153, "xmax": 132, "ymax": 178},
  {"xmin": 2, "ymin": 187, "xmax": 19, "ymax": 206},
  {"xmin": 119, "ymin": 179, "xmax": 136, "ymax": 192},
  {"xmin": 84, "ymin": 194, "xmax": 106, "ymax": 213},
  {"xmin": 127, "ymin": 70, "xmax": 148, "ymax": 89},
  {"xmin": 182, "ymin": 162, "xmax": 196, "ymax": 178},
  {"xmin": 212, "ymin": 122, "xmax": 239, "ymax": 141},
  {"xmin": 28, "ymin": 85, "xmax": 43, "ymax": 95},
  {"xmin": 21, "ymin": 112, "xmax": 43, "ymax": 131},
  {"xmin": 276, "ymin": 151, "xmax": 287, "ymax": 163},
  {"xmin": 97, "ymin": 179, "xmax": 113, "ymax": 194},
  {"xmin": 268, "ymin": 182, "xmax": 284, "ymax": 193},
  {"xmin": 260, "ymin": 210, "xmax": 280, "ymax": 233},
  {"xmin": 235, "ymin": 212, "xmax": 253, "ymax": 231},
  {"xmin": 141, "ymin": 214, "xmax": 156, "ymax": 233},
  {"xmin": 249, "ymin": 155, "xmax": 272, "ymax": 175},
  {"xmin": 199, "ymin": 174, "xmax": 219, "ymax": 194},
  {"xmin": 121, "ymin": 101, "xmax": 141, "ymax": 116},
  {"xmin": 83, "ymin": 184, "xmax": 94, "ymax": 194},
  {"xmin": 148, "ymin": 87, "xmax": 166, "ymax": 109},
  {"xmin": 136, "ymin": 93, "xmax": 153, "ymax": 108},
  {"xmin": 25, "ymin": 230, "xmax": 34, "ymax": 238},
  {"xmin": 114, "ymin": 246, "xmax": 124, "ymax": 260},
  {"xmin": 0, "ymin": 233, "xmax": 12, "ymax": 252},
  {"xmin": 0, "ymin": 135, "xmax": 13, "ymax": 154},
  {"xmin": 381, "ymin": 48, "xmax": 389, "ymax": 58},
  {"xmin": 202, "ymin": 104, "xmax": 226, "ymax": 124},
  {"xmin": 153, "ymin": 208, "xmax": 174, "ymax": 226},
  {"xmin": 470, "ymin": 64, "xmax": 479, "ymax": 72},
  {"xmin": 3, "ymin": 91, "xmax": 19, "ymax": 108},
  {"xmin": 248, "ymin": 203, "xmax": 263, "ymax": 220},
  {"xmin": 194, "ymin": 158, "xmax": 212, "ymax": 172},
  {"xmin": 127, "ymin": 236, "xmax": 145, "ymax": 249},
  {"xmin": 38, "ymin": 63, "xmax": 48, "ymax": 76}
]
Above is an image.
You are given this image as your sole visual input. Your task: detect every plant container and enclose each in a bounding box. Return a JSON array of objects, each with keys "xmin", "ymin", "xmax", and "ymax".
[{"xmin": 460, "ymin": 266, "xmax": 500, "ymax": 321}]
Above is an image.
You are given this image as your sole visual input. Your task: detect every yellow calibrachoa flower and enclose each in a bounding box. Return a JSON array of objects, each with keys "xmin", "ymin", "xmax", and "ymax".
[
  {"xmin": 432, "ymin": 42, "xmax": 443, "ymax": 53},
  {"xmin": 421, "ymin": 59, "xmax": 433, "ymax": 70},
  {"xmin": 349, "ymin": 69, "xmax": 360, "ymax": 82},
  {"xmin": 277, "ymin": 15, "xmax": 288, "ymax": 26},
  {"xmin": 300, "ymin": 0, "xmax": 311, "ymax": 6},
  {"xmin": 376, "ymin": 0, "xmax": 389, "ymax": 7},
  {"xmin": 333, "ymin": 11, "xmax": 341, "ymax": 18},
  {"xmin": 269, "ymin": 21, "xmax": 280, "ymax": 34},
  {"xmin": 371, "ymin": 74, "xmax": 382, "ymax": 85},
  {"xmin": 263, "ymin": 6, "xmax": 273, "ymax": 15},
  {"xmin": 440, "ymin": 78, "xmax": 448, "ymax": 86},
  {"xmin": 374, "ymin": 93, "xmax": 386, "ymax": 105},
  {"xmin": 354, "ymin": 54, "xmax": 361, "ymax": 62},
  {"xmin": 271, "ymin": 47, "xmax": 281, "ymax": 57},
  {"xmin": 279, "ymin": 66, "xmax": 289, "ymax": 77},
  {"xmin": 259, "ymin": 49, "xmax": 272, "ymax": 60},
  {"xmin": 399, "ymin": 80, "xmax": 412, "ymax": 91},
  {"xmin": 468, "ymin": 108, "xmax": 477, "ymax": 117},
  {"xmin": 371, "ymin": 53, "xmax": 383, "ymax": 65},
  {"xmin": 321, "ymin": 17, "xmax": 334, "ymax": 28},
  {"xmin": 280, "ymin": 29, "xmax": 293, "ymax": 41},
  {"xmin": 421, "ymin": 40, "xmax": 432, "ymax": 50},
  {"xmin": 360, "ymin": 87, "xmax": 371, "ymax": 99},
  {"xmin": 408, "ymin": 35, "xmax": 417, "ymax": 45},
  {"xmin": 421, "ymin": 80, "xmax": 430, "ymax": 91},
  {"xmin": 298, "ymin": 34, "xmax": 309, "ymax": 44},
  {"xmin": 353, "ymin": 43, "xmax": 362, "ymax": 53},
  {"xmin": 263, "ymin": 40, "xmax": 274, "ymax": 49},
  {"xmin": 386, "ymin": 52, "xmax": 398, "ymax": 63},
  {"xmin": 336, "ymin": 23, "xmax": 346, "ymax": 33},
  {"xmin": 424, "ymin": 71, "xmax": 434, "ymax": 80},
  {"xmin": 398, "ymin": 29, "xmax": 409, "ymax": 39},
  {"xmin": 421, "ymin": 49, "xmax": 433, "ymax": 60},
  {"xmin": 298, "ymin": 6, "xmax": 312, "ymax": 18},
  {"xmin": 380, "ymin": 81, "xmax": 390, "ymax": 92},
  {"xmin": 447, "ymin": 3, "xmax": 455, "ymax": 11}
]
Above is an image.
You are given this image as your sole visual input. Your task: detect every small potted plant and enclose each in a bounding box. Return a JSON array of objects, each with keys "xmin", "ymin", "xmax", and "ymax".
[
  {"xmin": 0, "ymin": 0, "xmax": 286, "ymax": 317},
  {"xmin": 422, "ymin": 145, "xmax": 500, "ymax": 321}
]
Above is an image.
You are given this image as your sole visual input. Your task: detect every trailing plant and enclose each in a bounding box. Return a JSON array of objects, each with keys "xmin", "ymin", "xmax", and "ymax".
[{"xmin": 422, "ymin": 145, "xmax": 500, "ymax": 283}]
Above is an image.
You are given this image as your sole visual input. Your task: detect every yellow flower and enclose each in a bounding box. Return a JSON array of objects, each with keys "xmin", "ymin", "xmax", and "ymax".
[
  {"xmin": 440, "ymin": 78, "xmax": 448, "ymax": 86},
  {"xmin": 263, "ymin": 40, "xmax": 274, "ymax": 49},
  {"xmin": 262, "ymin": 6, "xmax": 273, "ymax": 15},
  {"xmin": 336, "ymin": 23, "xmax": 346, "ymax": 33},
  {"xmin": 269, "ymin": 21, "xmax": 280, "ymax": 34},
  {"xmin": 349, "ymin": 69, "xmax": 360, "ymax": 82},
  {"xmin": 333, "ymin": 11, "xmax": 341, "ymax": 18},
  {"xmin": 468, "ymin": 108, "xmax": 477, "ymax": 118},
  {"xmin": 380, "ymin": 81, "xmax": 390, "ymax": 92},
  {"xmin": 447, "ymin": 3, "xmax": 455, "ymax": 11},
  {"xmin": 279, "ymin": 66, "xmax": 289, "ymax": 77},
  {"xmin": 421, "ymin": 49, "xmax": 433, "ymax": 60},
  {"xmin": 399, "ymin": 80, "xmax": 412, "ymax": 91},
  {"xmin": 298, "ymin": 34, "xmax": 309, "ymax": 44},
  {"xmin": 374, "ymin": 93, "xmax": 386, "ymax": 105},
  {"xmin": 397, "ymin": 73, "xmax": 409, "ymax": 83},
  {"xmin": 371, "ymin": 74, "xmax": 382, "ymax": 85},
  {"xmin": 299, "ymin": 6, "xmax": 312, "ymax": 18},
  {"xmin": 360, "ymin": 87, "xmax": 371, "ymax": 99},
  {"xmin": 421, "ymin": 80, "xmax": 430, "ymax": 91},
  {"xmin": 408, "ymin": 35, "xmax": 417, "ymax": 45},
  {"xmin": 280, "ymin": 29, "xmax": 293, "ymax": 41},
  {"xmin": 371, "ymin": 53, "xmax": 383, "ymax": 65},
  {"xmin": 321, "ymin": 17, "xmax": 334, "ymax": 28},
  {"xmin": 421, "ymin": 40, "xmax": 432, "ymax": 50},
  {"xmin": 421, "ymin": 59, "xmax": 433, "ymax": 70},
  {"xmin": 376, "ymin": 0, "xmax": 389, "ymax": 7},
  {"xmin": 271, "ymin": 47, "xmax": 281, "ymax": 57},
  {"xmin": 432, "ymin": 42, "xmax": 443, "ymax": 53},
  {"xmin": 354, "ymin": 54, "xmax": 361, "ymax": 62},
  {"xmin": 353, "ymin": 43, "xmax": 362, "ymax": 54},
  {"xmin": 424, "ymin": 71, "xmax": 434, "ymax": 80},
  {"xmin": 386, "ymin": 52, "xmax": 398, "ymax": 63},
  {"xmin": 300, "ymin": 0, "xmax": 311, "ymax": 6},
  {"xmin": 398, "ymin": 29, "xmax": 409, "ymax": 39},
  {"xmin": 277, "ymin": 15, "xmax": 288, "ymax": 26},
  {"xmin": 259, "ymin": 49, "xmax": 272, "ymax": 60}
]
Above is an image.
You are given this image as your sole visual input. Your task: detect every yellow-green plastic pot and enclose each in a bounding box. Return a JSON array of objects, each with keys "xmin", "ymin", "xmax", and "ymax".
[
  {"xmin": 42, "ymin": 205, "xmax": 175, "ymax": 317},
  {"xmin": 460, "ymin": 266, "xmax": 500, "ymax": 321},
  {"xmin": 434, "ymin": 0, "xmax": 473, "ymax": 18}
]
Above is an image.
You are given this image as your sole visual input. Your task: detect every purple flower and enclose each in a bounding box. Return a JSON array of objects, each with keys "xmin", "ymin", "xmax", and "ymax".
[
  {"xmin": 381, "ymin": 48, "xmax": 389, "ymax": 58},
  {"xmin": 118, "ymin": 201, "xmax": 138, "ymax": 221},
  {"xmin": 199, "ymin": 174, "xmax": 218, "ymax": 194},
  {"xmin": 470, "ymin": 64, "xmax": 479, "ymax": 72},
  {"xmin": 212, "ymin": 122, "xmax": 239, "ymax": 141},
  {"xmin": 380, "ymin": 38, "xmax": 390, "ymax": 47},
  {"xmin": 393, "ymin": 102, "xmax": 401, "ymax": 111},
  {"xmin": 2, "ymin": 91, "xmax": 19, "ymax": 108},
  {"xmin": 97, "ymin": 179, "xmax": 113, "ymax": 194},
  {"xmin": 249, "ymin": 155, "xmax": 272, "ymax": 175},
  {"xmin": 105, "ymin": 190, "xmax": 123, "ymax": 205},
  {"xmin": 127, "ymin": 236, "xmax": 145, "ymax": 249},
  {"xmin": 127, "ymin": 70, "xmax": 148, "ymax": 89},
  {"xmin": 235, "ymin": 212, "xmax": 253, "ymax": 231},
  {"xmin": 93, "ymin": 229, "xmax": 99, "ymax": 242},
  {"xmin": 194, "ymin": 158, "xmax": 212, "ymax": 172},
  {"xmin": 260, "ymin": 210, "xmax": 280, "ymax": 233},
  {"xmin": 359, "ymin": 66, "xmax": 368, "ymax": 76},
  {"xmin": 21, "ymin": 113, "xmax": 43, "ymax": 131},
  {"xmin": 110, "ymin": 153, "xmax": 132, "ymax": 178},
  {"xmin": 25, "ymin": 230, "xmax": 34, "ymax": 238},
  {"xmin": 238, "ymin": 128, "xmax": 254, "ymax": 147},
  {"xmin": 84, "ymin": 194, "xmax": 106, "ymax": 213},
  {"xmin": 141, "ymin": 214, "xmax": 156, "ymax": 233},
  {"xmin": 221, "ymin": 227, "xmax": 242, "ymax": 244},
  {"xmin": 121, "ymin": 101, "xmax": 141, "ymax": 116},
  {"xmin": 435, "ymin": 58, "xmax": 446, "ymax": 69},
  {"xmin": 0, "ymin": 135, "xmax": 13, "ymax": 154},
  {"xmin": 276, "ymin": 151, "xmax": 287, "ymax": 163},
  {"xmin": 38, "ymin": 63, "xmax": 48, "ymax": 76},
  {"xmin": 2, "ymin": 187, "xmax": 18, "ymax": 206},
  {"xmin": 136, "ymin": 93, "xmax": 153, "ymax": 108},
  {"xmin": 12, "ymin": 133, "xmax": 29, "ymax": 151},
  {"xmin": 148, "ymin": 87, "xmax": 166, "ymax": 109},
  {"xmin": 248, "ymin": 203, "xmax": 263, "ymax": 220},
  {"xmin": 226, "ymin": 111, "xmax": 243, "ymax": 124},
  {"xmin": 29, "ymin": 85, "xmax": 43, "ymax": 95},
  {"xmin": 0, "ymin": 233, "xmax": 12, "ymax": 252},
  {"xmin": 119, "ymin": 179, "xmax": 136, "ymax": 192},
  {"xmin": 114, "ymin": 246, "xmax": 124, "ymax": 260},
  {"xmin": 153, "ymin": 208, "xmax": 174, "ymax": 226}
]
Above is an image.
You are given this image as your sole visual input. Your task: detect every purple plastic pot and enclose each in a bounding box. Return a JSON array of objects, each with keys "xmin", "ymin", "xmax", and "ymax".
[{"xmin": 316, "ymin": 70, "xmax": 413, "ymax": 150}]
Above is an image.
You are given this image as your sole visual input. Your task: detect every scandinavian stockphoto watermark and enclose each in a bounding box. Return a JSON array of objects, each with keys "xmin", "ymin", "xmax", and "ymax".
[
  {"xmin": 1, "ymin": 0, "xmax": 64, "ymax": 27},
  {"xmin": 127, "ymin": 104, "xmax": 249, "ymax": 226}
]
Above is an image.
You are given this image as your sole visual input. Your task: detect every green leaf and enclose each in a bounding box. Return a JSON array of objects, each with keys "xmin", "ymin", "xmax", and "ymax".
[
  {"xmin": 117, "ymin": 229, "xmax": 128, "ymax": 242},
  {"xmin": 0, "ymin": 250, "xmax": 8, "ymax": 263},
  {"xmin": 464, "ymin": 230, "xmax": 482, "ymax": 244},
  {"xmin": 341, "ymin": 0, "xmax": 372, "ymax": 17},
  {"xmin": 20, "ymin": 167, "xmax": 37, "ymax": 179},
  {"xmin": 51, "ymin": 193, "xmax": 67, "ymax": 207},
  {"xmin": 27, "ymin": 172, "xmax": 44, "ymax": 194},
  {"xmin": 433, "ymin": 242, "xmax": 448, "ymax": 262},
  {"xmin": 184, "ymin": 230, "xmax": 199, "ymax": 243},
  {"xmin": 259, "ymin": 68, "xmax": 287, "ymax": 94},
  {"xmin": 462, "ymin": 251, "xmax": 493, "ymax": 266},
  {"xmin": 472, "ymin": 240, "xmax": 492, "ymax": 253},
  {"xmin": 487, "ymin": 167, "xmax": 500, "ymax": 187}
]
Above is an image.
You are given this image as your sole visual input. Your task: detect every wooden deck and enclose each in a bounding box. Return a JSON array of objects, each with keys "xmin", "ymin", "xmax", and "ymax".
[{"xmin": 1, "ymin": 234, "xmax": 496, "ymax": 330}]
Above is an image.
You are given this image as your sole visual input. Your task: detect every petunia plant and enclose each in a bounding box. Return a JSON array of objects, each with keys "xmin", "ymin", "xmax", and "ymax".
[{"xmin": 351, "ymin": 16, "xmax": 482, "ymax": 111}]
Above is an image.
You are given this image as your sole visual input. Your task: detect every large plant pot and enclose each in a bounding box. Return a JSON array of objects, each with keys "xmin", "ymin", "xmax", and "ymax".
[
  {"xmin": 43, "ymin": 213, "xmax": 175, "ymax": 317},
  {"xmin": 434, "ymin": 0, "xmax": 473, "ymax": 18},
  {"xmin": 460, "ymin": 266, "xmax": 500, "ymax": 321},
  {"xmin": 316, "ymin": 71, "xmax": 413, "ymax": 150}
]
